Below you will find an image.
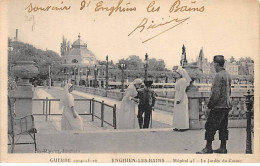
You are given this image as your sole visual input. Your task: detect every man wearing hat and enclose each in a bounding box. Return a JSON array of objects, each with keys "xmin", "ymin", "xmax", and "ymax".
[
  {"xmin": 197, "ymin": 55, "xmax": 232, "ymax": 154},
  {"xmin": 135, "ymin": 80, "xmax": 156, "ymax": 129}
]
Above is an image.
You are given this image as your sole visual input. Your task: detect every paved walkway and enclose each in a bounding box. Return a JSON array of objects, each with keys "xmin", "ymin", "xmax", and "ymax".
[{"xmin": 9, "ymin": 128, "xmax": 248, "ymax": 154}]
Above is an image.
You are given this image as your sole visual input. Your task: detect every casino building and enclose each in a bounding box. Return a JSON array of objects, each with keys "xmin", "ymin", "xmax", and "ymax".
[{"xmin": 60, "ymin": 34, "xmax": 106, "ymax": 87}]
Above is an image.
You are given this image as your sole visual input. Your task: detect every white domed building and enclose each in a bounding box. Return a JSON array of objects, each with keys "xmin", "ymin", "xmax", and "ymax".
[{"xmin": 61, "ymin": 34, "xmax": 106, "ymax": 87}]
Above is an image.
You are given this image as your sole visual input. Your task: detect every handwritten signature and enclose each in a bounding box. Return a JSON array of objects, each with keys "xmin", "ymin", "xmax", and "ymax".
[{"xmin": 128, "ymin": 16, "xmax": 190, "ymax": 43}]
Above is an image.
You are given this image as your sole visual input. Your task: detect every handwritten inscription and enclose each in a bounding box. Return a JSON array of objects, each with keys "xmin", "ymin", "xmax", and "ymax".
[
  {"xmin": 25, "ymin": 1, "xmax": 71, "ymax": 13},
  {"xmin": 169, "ymin": 0, "xmax": 204, "ymax": 12},
  {"xmin": 147, "ymin": 1, "xmax": 160, "ymax": 12},
  {"xmin": 80, "ymin": 0, "xmax": 91, "ymax": 10},
  {"xmin": 128, "ymin": 0, "xmax": 204, "ymax": 43},
  {"xmin": 23, "ymin": 0, "xmax": 205, "ymax": 43},
  {"xmin": 95, "ymin": 0, "xmax": 136, "ymax": 16},
  {"xmin": 128, "ymin": 17, "xmax": 190, "ymax": 43}
]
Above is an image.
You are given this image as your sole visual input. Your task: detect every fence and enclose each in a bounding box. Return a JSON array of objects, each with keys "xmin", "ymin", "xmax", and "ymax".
[
  {"xmin": 90, "ymin": 98, "xmax": 117, "ymax": 129},
  {"xmin": 32, "ymin": 97, "xmax": 117, "ymax": 129}
]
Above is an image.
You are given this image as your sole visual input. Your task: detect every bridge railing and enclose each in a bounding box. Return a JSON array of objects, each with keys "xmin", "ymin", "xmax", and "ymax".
[{"xmin": 32, "ymin": 97, "xmax": 117, "ymax": 129}]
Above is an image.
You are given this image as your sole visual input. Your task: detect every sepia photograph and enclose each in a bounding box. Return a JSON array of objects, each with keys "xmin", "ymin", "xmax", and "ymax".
[{"xmin": 0, "ymin": 0, "xmax": 259, "ymax": 163}]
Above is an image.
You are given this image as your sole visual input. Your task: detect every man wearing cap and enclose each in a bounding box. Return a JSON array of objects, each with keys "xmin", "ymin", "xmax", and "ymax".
[
  {"xmin": 197, "ymin": 55, "xmax": 232, "ymax": 154},
  {"xmin": 136, "ymin": 80, "xmax": 156, "ymax": 129}
]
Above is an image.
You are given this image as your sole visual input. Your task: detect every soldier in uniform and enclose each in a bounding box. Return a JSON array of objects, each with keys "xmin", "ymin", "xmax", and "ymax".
[
  {"xmin": 197, "ymin": 55, "xmax": 232, "ymax": 154},
  {"xmin": 136, "ymin": 80, "xmax": 156, "ymax": 129}
]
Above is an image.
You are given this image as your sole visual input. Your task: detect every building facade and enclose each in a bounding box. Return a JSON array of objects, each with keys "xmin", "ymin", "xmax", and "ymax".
[
  {"xmin": 224, "ymin": 61, "xmax": 239, "ymax": 76},
  {"xmin": 60, "ymin": 34, "xmax": 106, "ymax": 87}
]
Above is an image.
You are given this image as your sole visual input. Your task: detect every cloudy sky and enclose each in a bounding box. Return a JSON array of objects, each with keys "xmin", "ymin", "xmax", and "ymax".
[{"xmin": 6, "ymin": 0, "xmax": 259, "ymax": 69}]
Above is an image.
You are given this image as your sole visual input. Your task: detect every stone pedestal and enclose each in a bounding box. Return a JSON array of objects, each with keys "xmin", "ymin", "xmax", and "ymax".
[
  {"xmin": 187, "ymin": 84, "xmax": 201, "ymax": 129},
  {"xmin": 11, "ymin": 61, "xmax": 38, "ymax": 118}
]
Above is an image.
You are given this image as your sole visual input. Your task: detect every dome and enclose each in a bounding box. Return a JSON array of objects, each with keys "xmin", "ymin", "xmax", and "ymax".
[
  {"xmin": 72, "ymin": 39, "xmax": 86, "ymax": 47},
  {"xmin": 71, "ymin": 34, "xmax": 87, "ymax": 48},
  {"xmin": 62, "ymin": 34, "xmax": 97, "ymax": 65}
]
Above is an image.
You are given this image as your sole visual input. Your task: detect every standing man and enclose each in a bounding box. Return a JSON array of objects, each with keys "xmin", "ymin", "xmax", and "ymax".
[
  {"xmin": 197, "ymin": 55, "xmax": 232, "ymax": 154},
  {"xmin": 136, "ymin": 80, "xmax": 156, "ymax": 129}
]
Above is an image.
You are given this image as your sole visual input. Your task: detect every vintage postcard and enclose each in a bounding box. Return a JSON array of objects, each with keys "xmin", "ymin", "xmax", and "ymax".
[{"xmin": 0, "ymin": 0, "xmax": 259, "ymax": 163}]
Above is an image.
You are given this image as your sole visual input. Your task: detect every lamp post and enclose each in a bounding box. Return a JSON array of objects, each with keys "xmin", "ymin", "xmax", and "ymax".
[
  {"xmin": 79, "ymin": 70, "xmax": 82, "ymax": 86},
  {"xmin": 105, "ymin": 55, "xmax": 109, "ymax": 90},
  {"xmin": 86, "ymin": 67, "xmax": 89, "ymax": 87},
  {"xmin": 245, "ymin": 90, "xmax": 254, "ymax": 154},
  {"xmin": 119, "ymin": 60, "xmax": 127, "ymax": 92},
  {"xmin": 63, "ymin": 68, "xmax": 68, "ymax": 83},
  {"xmin": 94, "ymin": 65, "xmax": 98, "ymax": 88},
  {"xmin": 144, "ymin": 53, "xmax": 149, "ymax": 82},
  {"xmin": 74, "ymin": 67, "xmax": 77, "ymax": 85}
]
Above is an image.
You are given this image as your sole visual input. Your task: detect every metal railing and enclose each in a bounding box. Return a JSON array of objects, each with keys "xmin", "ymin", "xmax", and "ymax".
[
  {"xmin": 32, "ymin": 97, "xmax": 117, "ymax": 129},
  {"xmin": 90, "ymin": 98, "xmax": 117, "ymax": 129}
]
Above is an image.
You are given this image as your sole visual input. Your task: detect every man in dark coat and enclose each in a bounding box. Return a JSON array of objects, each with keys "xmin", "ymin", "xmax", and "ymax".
[
  {"xmin": 136, "ymin": 80, "xmax": 156, "ymax": 129},
  {"xmin": 197, "ymin": 55, "xmax": 232, "ymax": 154}
]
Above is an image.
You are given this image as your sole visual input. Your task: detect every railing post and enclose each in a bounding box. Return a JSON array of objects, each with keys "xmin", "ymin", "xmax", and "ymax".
[
  {"xmin": 245, "ymin": 91, "xmax": 253, "ymax": 154},
  {"xmin": 89, "ymin": 99, "xmax": 92, "ymax": 114},
  {"xmin": 49, "ymin": 100, "xmax": 51, "ymax": 115},
  {"xmin": 92, "ymin": 98, "xmax": 95, "ymax": 121},
  {"xmin": 101, "ymin": 101, "xmax": 104, "ymax": 127},
  {"xmin": 113, "ymin": 104, "xmax": 117, "ymax": 129},
  {"xmin": 43, "ymin": 100, "xmax": 45, "ymax": 115},
  {"xmin": 45, "ymin": 97, "xmax": 48, "ymax": 122}
]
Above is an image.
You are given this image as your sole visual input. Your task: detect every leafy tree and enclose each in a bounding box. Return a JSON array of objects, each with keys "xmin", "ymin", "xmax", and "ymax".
[
  {"xmin": 148, "ymin": 58, "xmax": 166, "ymax": 71},
  {"xmin": 97, "ymin": 60, "xmax": 117, "ymax": 69},
  {"xmin": 117, "ymin": 55, "xmax": 167, "ymax": 71},
  {"xmin": 117, "ymin": 55, "xmax": 143, "ymax": 70},
  {"xmin": 8, "ymin": 39, "xmax": 62, "ymax": 84},
  {"xmin": 126, "ymin": 55, "xmax": 143, "ymax": 70}
]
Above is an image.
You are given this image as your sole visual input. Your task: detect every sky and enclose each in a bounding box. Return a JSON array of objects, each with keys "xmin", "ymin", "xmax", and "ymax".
[{"xmin": 6, "ymin": 0, "xmax": 259, "ymax": 69}]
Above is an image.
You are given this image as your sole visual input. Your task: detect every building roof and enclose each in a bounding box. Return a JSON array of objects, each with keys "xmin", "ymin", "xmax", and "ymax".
[
  {"xmin": 71, "ymin": 34, "xmax": 87, "ymax": 47},
  {"xmin": 63, "ymin": 34, "xmax": 97, "ymax": 65},
  {"xmin": 198, "ymin": 47, "xmax": 204, "ymax": 60},
  {"xmin": 65, "ymin": 46, "xmax": 96, "ymax": 58}
]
